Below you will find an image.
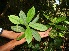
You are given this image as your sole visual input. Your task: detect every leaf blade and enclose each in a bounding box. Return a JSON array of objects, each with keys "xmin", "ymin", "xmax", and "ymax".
[
  {"xmin": 19, "ymin": 10, "xmax": 28, "ymax": 26},
  {"xmin": 25, "ymin": 27, "xmax": 32, "ymax": 44},
  {"xmin": 8, "ymin": 15, "xmax": 20, "ymax": 24},
  {"xmin": 29, "ymin": 22, "xmax": 48, "ymax": 31},
  {"xmin": 55, "ymin": 25, "xmax": 68, "ymax": 30},
  {"xmin": 31, "ymin": 29, "xmax": 41, "ymax": 41},
  {"xmin": 11, "ymin": 26, "xmax": 25, "ymax": 32},
  {"xmin": 32, "ymin": 14, "xmax": 39, "ymax": 23},
  {"xmin": 26, "ymin": 6, "xmax": 35, "ymax": 23}
]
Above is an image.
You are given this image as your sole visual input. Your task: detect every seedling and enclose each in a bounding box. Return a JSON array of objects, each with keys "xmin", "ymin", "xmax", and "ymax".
[{"xmin": 8, "ymin": 6, "xmax": 48, "ymax": 44}]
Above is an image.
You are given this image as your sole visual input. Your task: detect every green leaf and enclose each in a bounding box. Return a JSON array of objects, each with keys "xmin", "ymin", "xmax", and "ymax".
[
  {"xmin": 32, "ymin": 14, "xmax": 39, "ymax": 23},
  {"xmin": 46, "ymin": 25, "xmax": 51, "ymax": 28},
  {"xmin": 19, "ymin": 18, "xmax": 24, "ymax": 24},
  {"xmin": 43, "ymin": 14, "xmax": 50, "ymax": 19},
  {"xmin": 45, "ymin": 48, "xmax": 50, "ymax": 51},
  {"xmin": 64, "ymin": 21, "xmax": 69, "ymax": 24},
  {"xmin": 16, "ymin": 33, "xmax": 25, "ymax": 40},
  {"xmin": 19, "ymin": 10, "xmax": 26, "ymax": 19},
  {"xmin": 54, "ymin": 38, "xmax": 62, "ymax": 47},
  {"xmin": 55, "ymin": 25, "xmax": 68, "ymax": 30},
  {"xmin": 49, "ymin": 30, "xmax": 57, "ymax": 38},
  {"xmin": 55, "ymin": 17, "xmax": 66, "ymax": 23},
  {"xmin": 19, "ymin": 10, "xmax": 28, "ymax": 25},
  {"xmin": 31, "ymin": 29, "xmax": 41, "ymax": 41},
  {"xmin": 25, "ymin": 27, "xmax": 32, "ymax": 44},
  {"xmin": 51, "ymin": 17, "xmax": 57, "ymax": 23},
  {"xmin": 8, "ymin": 15, "xmax": 20, "ymax": 24},
  {"xmin": 26, "ymin": 6, "xmax": 35, "ymax": 23},
  {"xmin": 11, "ymin": 26, "xmax": 25, "ymax": 32},
  {"xmin": 59, "ymin": 33, "xmax": 64, "ymax": 37},
  {"xmin": 29, "ymin": 22, "xmax": 48, "ymax": 31}
]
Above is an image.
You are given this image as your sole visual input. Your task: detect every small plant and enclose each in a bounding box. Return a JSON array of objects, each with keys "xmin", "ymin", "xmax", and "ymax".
[
  {"xmin": 43, "ymin": 14, "xmax": 68, "ymax": 51},
  {"xmin": 8, "ymin": 6, "xmax": 48, "ymax": 44},
  {"xmin": 43, "ymin": 14, "xmax": 68, "ymax": 38}
]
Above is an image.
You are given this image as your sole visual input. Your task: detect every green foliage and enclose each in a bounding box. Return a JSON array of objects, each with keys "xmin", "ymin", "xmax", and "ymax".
[
  {"xmin": 32, "ymin": 14, "xmax": 39, "ymax": 23},
  {"xmin": 64, "ymin": 21, "xmax": 69, "ymax": 24},
  {"xmin": 8, "ymin": 15, "xmax": 20, "ymax": 24},
  {"xmin": 8, "ymin": 6, "xmax": 48, "ymax": 44},
  {"xmin": 31, "ymin": 29, "xmax": 41, "ymax": 41},
  {"xmin": 55, "ymin": 25, "xmax": 68, "ymax": 30},
  {"xmin": 17, "ymin": 33, "xmax": 25, "ymax": 40},
  {"xmin": 11, "ymin": 26, "xmax": 25, "ymax": 32},
  {"xmin": 29, "ymin": 22, "xmax": 47, "ymax": 31},
  {"xmin": 54, "ymin": 17, "xmax": 66, "ymax": 24},
  {"xmin": 26, "ymin": 6, "xmax": 35, "ymax": 23},
  {"xmin": 25, "ymin": 27, "xmax": 32, "ymax": 44},
  {"xmin": 19, "ymin": 10, "xmax": 27, "ymax": 26},
  {"xmin": 44, "ymin": 14, "xmax": 68, "ymax": 38},
  {"xmin": 43, "ymin": 14, "xmax": 68, "ymax": 50}
]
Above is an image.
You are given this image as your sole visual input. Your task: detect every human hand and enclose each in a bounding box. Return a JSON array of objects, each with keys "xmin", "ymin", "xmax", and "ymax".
[
  {"xmin": 0, "ymin": 30, "xmax": 23, "ymax": 39},
  {"xmin": 0, "ymin": 38, "xmax": 26, "ymax": 51},
  {"xmin": 39, "ymin": 27, "xmax": 52, "ymax": 38},
  {"xmin": 0, "ymin": 28, "xmax": 52, "ymax": 51}
]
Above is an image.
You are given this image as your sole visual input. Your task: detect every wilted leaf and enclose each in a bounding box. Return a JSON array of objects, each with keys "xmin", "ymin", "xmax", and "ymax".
[
  {"xmin": 26, "ymin": 6, "xmax": 35, "ymax": 23},
  {"xmin": 29, "ymin": 22, "xmax": 48, "ymax": 31},
  {"xmin": 8, "ymin": 15, "xmax": 20, "ymax": 24},
  {"xmin": 31, "ymin": 29, "xmax": 41, "ymax": 41},
  {"xmin": 32, "ymin": 14, "xmax": 39, "ymax": 23},
  {"xmin": 11, "ymin": 26, "xmax": 25, "ymax": 32},
  {"xmin": 25, "ymin": 27, "xmax": 32, "ymax": 44}
]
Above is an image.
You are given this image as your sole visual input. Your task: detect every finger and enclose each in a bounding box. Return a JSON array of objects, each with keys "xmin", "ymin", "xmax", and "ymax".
[
  {"xmin": 15, "ymin": 38, "xmax": 26, "ymax": 45},
  {"xmin": 46, "ymin": 27, "xmax": 52, "ymax": 32}
]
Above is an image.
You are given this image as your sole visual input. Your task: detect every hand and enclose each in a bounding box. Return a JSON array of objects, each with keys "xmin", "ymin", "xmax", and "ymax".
[
  {"xmin": 0, "ymin": 30, "xmax": 23, "ymax": 39},
  {"xmin": 39, "ymin": 27, "xmax": 52, "ymax": 38},
  {"xmin": 0, "ymin": 27, "xmax": 52, "ymax": 51},
  {"xmin": 0, "ymin": 38, "xmax": 26, "ymax": 51}
]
